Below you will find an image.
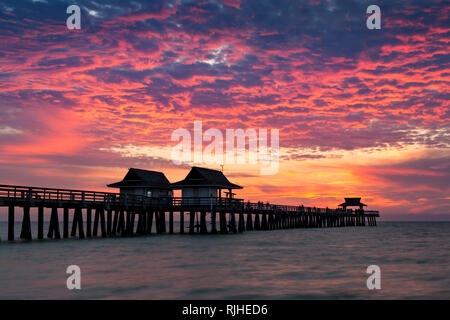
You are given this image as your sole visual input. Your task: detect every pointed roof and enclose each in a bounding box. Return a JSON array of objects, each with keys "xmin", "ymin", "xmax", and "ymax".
[
  {"xmin": 171, "ymin": 166, "xmax": 243, "ymax": 189},
  {"xmin": 107, "ymin": 168, "xmax": 171, "ymax": 189},
  {"xmin": 338, "ymin": 197, "xmax": 367, "ymax": 207}
]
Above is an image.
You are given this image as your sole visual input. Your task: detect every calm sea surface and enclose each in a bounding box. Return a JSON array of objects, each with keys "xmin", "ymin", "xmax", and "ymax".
[{"xmin": 0, "ymin": 222, "xmax": 449, "ymax": 299}]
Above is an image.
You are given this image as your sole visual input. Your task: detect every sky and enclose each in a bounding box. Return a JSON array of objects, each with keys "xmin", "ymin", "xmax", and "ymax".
[{"xmin": 0, "ymin": 0, "xmax": 448, "ymax": 220}]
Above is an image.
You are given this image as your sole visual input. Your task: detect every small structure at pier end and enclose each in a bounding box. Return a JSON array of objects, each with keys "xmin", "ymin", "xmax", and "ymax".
[
  {"xmin": 107, "ymin": 168, "xmax": 172, "ymax": 198},
  {"xmin": 338, "ymin": 197, "xmax": 367, "ymax": 211}
]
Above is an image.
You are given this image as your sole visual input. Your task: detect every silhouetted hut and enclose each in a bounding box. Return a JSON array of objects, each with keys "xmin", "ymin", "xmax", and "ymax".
[
  {"xmin": 338, "ymin": 197, "xmax": 367, "ymax": 211},
  {"xmin": 107, "ymin": 168, "xmax": 172, "ymax": 198},
  {"xmin": 171, "ymin": 166, "xmax": 242, "ymax": 204}
]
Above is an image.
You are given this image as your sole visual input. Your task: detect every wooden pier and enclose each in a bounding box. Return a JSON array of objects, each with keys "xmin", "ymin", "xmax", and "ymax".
[{"xmin": 0, "ymin": 184, "xmax": 379, "ymax": 242}]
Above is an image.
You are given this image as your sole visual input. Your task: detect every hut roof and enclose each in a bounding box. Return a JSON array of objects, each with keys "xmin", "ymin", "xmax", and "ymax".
[
  {"xmin": 338, "ymin": 197, "xmax": 367, "ymax": 207},
  {"xmin": 171, "ymin": 166, "xmax": 243, "ymax": 189},
  {"xmin": 107, "ymin": 168, "xmax": 171, "ymax": 189}
]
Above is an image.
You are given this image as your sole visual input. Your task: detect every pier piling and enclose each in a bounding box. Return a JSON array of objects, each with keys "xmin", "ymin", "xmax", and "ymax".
[
  {"xmin": 200, "ymin": 211, "xmax": 207, "ymax": 234},
  {"xmin": 20, "ymin": 206, "xmax": 32, "ymax": 240},
  {"xmin": 246, "ymin": 212, "xmax": 253, "ymax": 231},
  {"xmin": 169, "ymin": 211, "xmax": 174, "ymax": 234},
  {"xmin": 38, "ymin": 206, "xmax": 44, "ymax": 239},
  {"xmin": 210, "ymin": 210, "xmax": 217, "ymax": 234},
  {"xmin": 219, "ymin": 211, "xmax": 227, "ymax": 234},
  {"xmin": 48, "ymin": 206, "xmax": 61, "ymax": 239},
  {"xmin": 107, "ymin": 209, "xmax": 112, "ymax": 236},
  {"xmin": 63, "ymin": 207, "xmax": 69, "ymax": 239},
  {"xmin": 238, "ymin": 212, "xmax": 245, "ymax": 232},
  {"xmin": 146, "ymin": 210, "xmax": 153, "ymax": 234},
  {"xmin": 189, "ymin": 211, "xmax": 195, "ymax": 234},
  {"xmin": 86, "ymin": 208, "xmax": 92, "ymax": 237},
  {"xmin": 230, "ymin": 212, "xmax": 237, "ymax": 233},
  {"xmin": 8, "ymin": 205, "xmax": 14, "ymax": 241},
  {"xmin": 179, "ymin": 211, "xmax": 184, "ymax": 234},
  {"xmin": 254, "ymin": 213, "xmax": 261, "ymax": 230}
]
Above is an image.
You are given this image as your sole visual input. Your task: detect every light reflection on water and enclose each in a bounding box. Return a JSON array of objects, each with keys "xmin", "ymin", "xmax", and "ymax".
[{"xmin": 0, "ymin": 222, "xmax": 449, "ymax": 299}]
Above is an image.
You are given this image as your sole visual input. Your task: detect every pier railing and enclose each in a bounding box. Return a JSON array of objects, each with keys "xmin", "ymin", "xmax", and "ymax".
[
  {"xmin": 171, "ymin": 197, "xmax": 243, "ymax": 208},
  {"xmin": 0, "ymin": 184, "xmax": 149, "ymax": 206}
]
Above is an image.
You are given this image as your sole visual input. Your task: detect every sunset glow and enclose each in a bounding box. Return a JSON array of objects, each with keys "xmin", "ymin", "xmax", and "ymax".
[{"xmin": 0, "ymin": 0, "xmax": 448, "ymax": 219}]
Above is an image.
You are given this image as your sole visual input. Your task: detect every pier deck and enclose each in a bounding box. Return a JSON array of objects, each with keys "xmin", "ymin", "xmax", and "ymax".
[{"xmin": 0, "ymin": 184, "xmax": 379, "ymax": 241}]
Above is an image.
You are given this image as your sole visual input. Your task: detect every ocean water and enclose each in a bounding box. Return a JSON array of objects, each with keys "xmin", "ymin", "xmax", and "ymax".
[{"xmin": 0, "ymin": 221, "xmax": 449, "ymax": 299}]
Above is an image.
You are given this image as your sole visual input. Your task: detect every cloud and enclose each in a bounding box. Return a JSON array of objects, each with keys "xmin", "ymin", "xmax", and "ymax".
[{"xmin": 0, "ymin": 126, "xmax": 23, "ymax": 135}]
